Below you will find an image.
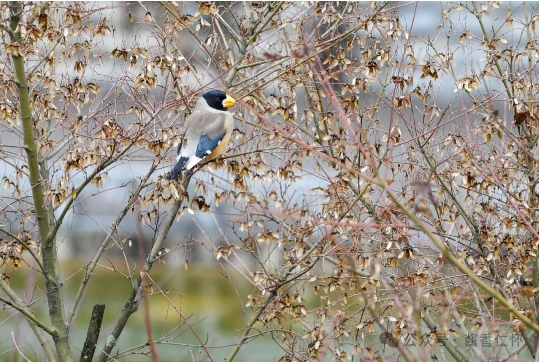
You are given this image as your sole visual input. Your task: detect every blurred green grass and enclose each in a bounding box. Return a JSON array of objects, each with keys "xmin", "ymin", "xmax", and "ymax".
[
  {"xmin": 4, "ymin": 258, "xmax": 530, "ymax": 361},
  {"xmin": 0, "ymin": 259, "xmax": 277, "ymax": 361}
]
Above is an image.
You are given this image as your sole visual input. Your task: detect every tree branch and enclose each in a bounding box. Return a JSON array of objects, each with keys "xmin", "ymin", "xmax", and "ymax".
[
  {"xmin": 50, "ymin": 138, "xmax": 137, "ymax": 243},
  {"xmin": 8, "ymin": 2, "xmax": 71, "ymax": 360},
  {"xmin": 98, "ymin": 171, "xmax": 193, "ymax": 361},
  {"xmin": 80, "ymin": 304, "xmax": 105, "ymax": 362},
  {"xmin": 0, "ymin": 227, "xmax": 44, "ymax": 272},
  {"xmin": 67, "ymin": 159, "xmax": 160, "ymax": 327},
  {"xmin": 227, "ymin": 290, "xmax": 277, "ymax": 362},
  {"xmin": 27, "ymin": 35, "xmax": 63, "ymax": 78},
  {"xmin": 0, "ymin": 279, "xmax": 56, "ymax": 337}
]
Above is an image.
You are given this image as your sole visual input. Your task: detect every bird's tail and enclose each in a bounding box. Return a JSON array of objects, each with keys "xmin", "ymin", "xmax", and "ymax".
[{"xmin": 166, "ymin": 157, "xmax": 189, "ymax": 180}]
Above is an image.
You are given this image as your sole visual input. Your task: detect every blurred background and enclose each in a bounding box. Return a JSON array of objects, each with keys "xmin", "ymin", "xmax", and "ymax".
[{"xmin": 1, "ymin": 1, "xmax": 536, "ymax": 361}]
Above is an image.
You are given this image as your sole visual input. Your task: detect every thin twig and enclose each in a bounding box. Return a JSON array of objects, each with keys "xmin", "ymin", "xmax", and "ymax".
[
  {"xmin": 67, "ymin": 159, "xmax": 160, "ymax": 326},
  {"xmin": 12, "ymin": 331, "xmax": 31, "ymax": 362},
  {"xmin": 0, "ymin": 280, "xmax": 56, "ymax": 336},
  {"xmin": 98, "ymin": 173, "xmax": 192, "ymax": 361}
]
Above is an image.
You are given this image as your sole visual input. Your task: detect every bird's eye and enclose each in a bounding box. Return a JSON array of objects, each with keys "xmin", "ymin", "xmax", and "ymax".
[{"xmin": 215, "ymin": 97, "xmax": 221, "ymax": 101}]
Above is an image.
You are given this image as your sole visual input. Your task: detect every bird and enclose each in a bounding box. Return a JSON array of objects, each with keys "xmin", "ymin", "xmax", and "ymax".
[{"xmin": 166, "ymin": 90, "xmax": 237, "ymax": 180}]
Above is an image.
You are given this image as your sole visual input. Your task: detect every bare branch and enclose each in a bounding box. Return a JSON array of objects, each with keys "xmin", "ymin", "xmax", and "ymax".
[
  {"xmin": 67, "ymin": 159, "xmax": 160, "ymax": 326},
  {"xmin": 98, "ymin": 172, "xmax": 193, "ymax": 361},
  {"xmin": 8, "ymin": 2, "xmax": 71, "ymax": 359},
  {"xmin": 0, "ymin": 279, "xmax": 56, "ymax": 337},
  {"xmin": 80, "ymin": 304, "xmax": 105, "ymax": 362}
]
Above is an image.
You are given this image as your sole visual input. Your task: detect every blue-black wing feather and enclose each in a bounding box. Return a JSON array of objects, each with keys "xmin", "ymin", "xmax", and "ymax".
[
  {"xmin": 166, "ymin": 156, "xmax": 189, "ymax": 180},
  {"xmin": 195, "ymin": 133, "xmax": 226, "ymax": 158},
  {"xmin": 166, "ymin": 133, "xmax": 225, "ymax": 180},
  {"xmin": 166, "ymin": 136, "xmax": 185, "ymax": 180}
]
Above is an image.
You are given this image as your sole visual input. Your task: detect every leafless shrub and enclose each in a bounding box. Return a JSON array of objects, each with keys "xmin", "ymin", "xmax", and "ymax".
[{"xmin": 1, "ymin": 1, "xmax": 539, "ymax": 361}]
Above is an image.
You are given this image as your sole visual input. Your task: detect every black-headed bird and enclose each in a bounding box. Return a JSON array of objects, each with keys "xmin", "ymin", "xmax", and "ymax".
[{"xmin": 166, "ymin": 90, "xmax": 237, "ymax": 180}]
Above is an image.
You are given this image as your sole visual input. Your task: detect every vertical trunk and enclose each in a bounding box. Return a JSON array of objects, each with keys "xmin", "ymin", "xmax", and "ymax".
[{"xmin": 8, "ymin": 3, "xmax": 72, "ymax": 360}]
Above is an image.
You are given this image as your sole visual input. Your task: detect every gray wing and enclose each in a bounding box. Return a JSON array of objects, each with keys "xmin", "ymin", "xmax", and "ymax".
[
  {"xmin": 178, "ymin": 110, "xmax": 228, "ymax": 158},
  {"xmin": 167, "ymin": 111, "xmax": 230, "ymax": 179}
]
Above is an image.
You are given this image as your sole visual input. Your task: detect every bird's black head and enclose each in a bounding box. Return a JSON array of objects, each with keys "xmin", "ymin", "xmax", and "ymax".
[{"xmin": 202, "ymin": 90, "xmax": 234, "ymax": 111}]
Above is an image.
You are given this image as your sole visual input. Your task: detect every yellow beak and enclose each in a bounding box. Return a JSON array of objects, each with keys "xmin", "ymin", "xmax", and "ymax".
[{"xmin": 223, "ymin": 95, "xmax": 237, "ymax": 109}]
